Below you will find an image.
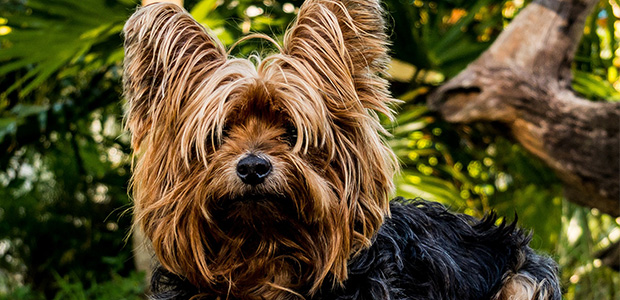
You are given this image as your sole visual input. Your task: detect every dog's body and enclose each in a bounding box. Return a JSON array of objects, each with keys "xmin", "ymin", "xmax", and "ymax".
[
  {"xmin": 149, "ymin": 199, "xmax": 559, "ymax": 300},
  {"xmin": 122, "ymin": 1, "xmax": 561, "ymax": 299}
]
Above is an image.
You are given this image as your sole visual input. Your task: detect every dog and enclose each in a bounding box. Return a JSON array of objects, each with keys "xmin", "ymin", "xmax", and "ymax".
[{"xmin": 122, "ymin": 1, "xmax": 561, "ymax": 299}]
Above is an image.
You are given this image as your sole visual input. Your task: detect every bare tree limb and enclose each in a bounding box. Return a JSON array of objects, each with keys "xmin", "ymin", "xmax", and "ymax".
[{"xmin": 428, "ymin": 0, "xmax": 620, "ymax": 216}]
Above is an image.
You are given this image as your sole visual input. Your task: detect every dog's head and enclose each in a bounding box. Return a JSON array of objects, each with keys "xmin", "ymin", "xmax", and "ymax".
[{"xmin": 123, "ymin": 1, "xmax": 397, "ymax": 298}]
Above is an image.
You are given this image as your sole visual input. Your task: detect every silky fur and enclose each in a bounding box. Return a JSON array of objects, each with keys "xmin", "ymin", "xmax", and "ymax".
[
  {"xmin": 149, "ymin": 199, "xmax": 561, "ymax": 300},
  {"xmin": 122, "ymin": 1, "xmax": 560, "ymax": 299}
]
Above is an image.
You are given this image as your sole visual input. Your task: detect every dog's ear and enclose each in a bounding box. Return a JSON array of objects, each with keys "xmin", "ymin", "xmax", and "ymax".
[
  {"xmin": 123, "ymin": 3, "xmax": 226, "ymax": 149},
  {"xmin": 283, "ymin": 0, "xmax": 392, "ymax": 116},
  {"xmin": 283, "ymin": 0, "xmax": 397, "ymax": 254}
]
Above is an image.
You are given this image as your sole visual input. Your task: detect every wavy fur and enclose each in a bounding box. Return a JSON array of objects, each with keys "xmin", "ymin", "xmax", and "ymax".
[
  {"xmin": 123, "ymin": 1, "xmax": 560, "ymax": 300},
  {"xmin": 124, "ymin": 1, "xmax": 396, "ymax": 298}
]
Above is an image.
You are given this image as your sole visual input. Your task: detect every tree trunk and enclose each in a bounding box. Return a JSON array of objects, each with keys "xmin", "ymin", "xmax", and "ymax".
[
  {"xmin": 132, "ymin": 226, "xmax": 154, "ymax": 284},
  {"xmin": 428, "ymin": 0, "xmax": 620, "ymax": 217}
]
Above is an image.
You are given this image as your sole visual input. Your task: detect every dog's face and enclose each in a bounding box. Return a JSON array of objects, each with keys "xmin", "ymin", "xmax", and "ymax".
[{"xmin": 123, "ymin": 1, "xmax": 396, "ymax": 298}]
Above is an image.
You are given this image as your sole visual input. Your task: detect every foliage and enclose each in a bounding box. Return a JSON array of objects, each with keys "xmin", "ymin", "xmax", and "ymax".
[
  {"xmin": 0, "ymin": 271, "xmax": 146, "ymax": 300},
  {"xmin": 574, "ymin": 0, "xmax": 620, "ymax": 101},
  {"xmin": 0, "ymin": 0, "xmax": 618, "ymax": 299},
  {"xmin": 51, "ymin": 271, "xmax": 146, "ymax": 300},
  {"xmin": 0, "ymin": 0, "xmax": 136, "ymax": 297}
]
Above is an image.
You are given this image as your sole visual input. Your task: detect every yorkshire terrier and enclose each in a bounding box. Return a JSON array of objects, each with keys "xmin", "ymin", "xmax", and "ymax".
[{"xmin": 122, "ymin": 1, "xmax": 561, "ymax": 299}]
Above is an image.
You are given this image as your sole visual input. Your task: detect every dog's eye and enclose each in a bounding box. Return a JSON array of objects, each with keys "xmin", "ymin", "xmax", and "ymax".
[{"xmin": 283, "ymin": 123, "xmax": 298, "ymax": 145}]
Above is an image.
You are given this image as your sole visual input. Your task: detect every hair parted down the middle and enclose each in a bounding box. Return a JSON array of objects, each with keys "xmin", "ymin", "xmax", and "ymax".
[{"xmin": 122, "ymin": 0, "xmax": 398, "ymax": 298}]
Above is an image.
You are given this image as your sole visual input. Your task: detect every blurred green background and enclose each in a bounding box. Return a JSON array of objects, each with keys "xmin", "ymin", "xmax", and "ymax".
[{"xmin": 0, "ymin": 0, "xmax": 618, "ymax": 299}]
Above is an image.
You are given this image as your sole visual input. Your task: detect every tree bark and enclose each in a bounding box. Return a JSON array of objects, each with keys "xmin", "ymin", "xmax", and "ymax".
[
  {"xmin": 428, "ymin": 0, "xmax": 620, "ymax": 217},
  {"xmin": 132, "ymin": 226, "xmax": 154, "ymax": 283}
]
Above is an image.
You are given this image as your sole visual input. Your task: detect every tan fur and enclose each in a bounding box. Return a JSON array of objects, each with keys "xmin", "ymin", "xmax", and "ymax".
[
  {"xmin": 495, "ymin": 275, "xmax": 538, "ymax": 300},
  {"xmin": 494, "ymin": 251, "xmax": 552, "ymax": 300},
  {"xmin": 123, "ymin": 1, "xmax": 397, "ymax": 299}
]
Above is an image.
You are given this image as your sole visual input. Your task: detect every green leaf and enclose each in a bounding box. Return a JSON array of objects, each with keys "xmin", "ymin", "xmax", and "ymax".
[
  {"xmin": 573, "ymin": 70, "xmax": 620, "ymax": 101},
  {"xmin": 430, "ymin": 0, "xmax": 493, "ymax": 56},
  {"xmin": 0, "ymin": 0, "xmax": 132, "ymax": 99}
]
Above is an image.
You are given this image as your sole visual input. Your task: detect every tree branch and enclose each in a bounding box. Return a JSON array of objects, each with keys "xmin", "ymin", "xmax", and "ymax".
[{"xmin": 428, "ymin": 0, "xmax": 620, "ymax": 216}]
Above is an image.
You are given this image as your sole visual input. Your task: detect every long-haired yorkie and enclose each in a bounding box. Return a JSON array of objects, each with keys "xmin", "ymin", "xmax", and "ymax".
[{"xmin": 122, "ymin": 1, "xmax": 561, "ymax": 299}]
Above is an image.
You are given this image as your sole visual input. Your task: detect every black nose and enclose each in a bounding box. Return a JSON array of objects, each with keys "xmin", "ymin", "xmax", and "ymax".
[{"xmin": 236, "ymin": 154, "xmax": 272, "ymax": 185}]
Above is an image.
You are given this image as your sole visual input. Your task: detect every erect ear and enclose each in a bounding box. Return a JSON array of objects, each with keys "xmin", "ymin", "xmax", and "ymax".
[
  {"xmin": 282, "ymin": 0, "xmax": 397, "ymax": 257},
  {"xmin": 283, "ymin": 0, "xmax": 392, "ymax": 116},
  {"xmin": 123, "ymin": 3, "xmax": 226, "ymax": 149}
]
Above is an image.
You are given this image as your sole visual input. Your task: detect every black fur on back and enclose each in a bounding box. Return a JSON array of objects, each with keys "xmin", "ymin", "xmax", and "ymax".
[{"xmin": 149, "ymin": 198, "xmax": 560, "ymax": 300}]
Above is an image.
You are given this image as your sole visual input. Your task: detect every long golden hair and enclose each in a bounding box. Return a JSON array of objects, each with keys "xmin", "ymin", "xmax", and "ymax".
[{"xmin": 123, "ymin": 1, "xmax": 397, "ymax": 298}]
